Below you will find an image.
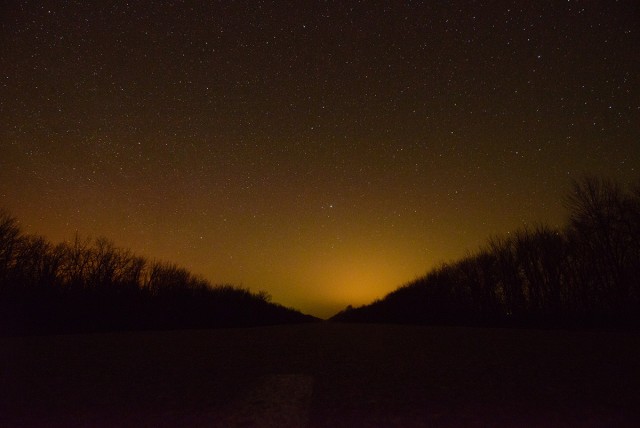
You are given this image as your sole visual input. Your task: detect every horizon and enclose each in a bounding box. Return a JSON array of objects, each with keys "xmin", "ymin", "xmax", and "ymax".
[{"xmin": 2, "ymin": 1, "xmax": 638, "ymax": 319}]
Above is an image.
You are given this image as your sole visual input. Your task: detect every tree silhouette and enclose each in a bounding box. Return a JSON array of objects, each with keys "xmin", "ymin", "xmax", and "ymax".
[
  {"xmin": 333, "ymin": 176, "xmax": 640, "ymax": 328},
  {"xmin": 0, "ymin": 213, "xmax": 316, "ymax": 335}
]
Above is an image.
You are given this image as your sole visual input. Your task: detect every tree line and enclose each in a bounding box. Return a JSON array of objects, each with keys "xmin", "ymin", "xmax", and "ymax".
[
  {"xmin": 0, "ymin": 215, "xmax": 316, "ymax": 335},
  {"xmin": 332, "ymin": 176, "xmax": 640, "ymax": 328}
]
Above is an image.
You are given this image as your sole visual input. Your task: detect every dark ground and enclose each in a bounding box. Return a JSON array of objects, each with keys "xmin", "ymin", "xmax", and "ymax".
[{"xmin": 1, "ymin": 323, "xmax": 639, "ymax": 427}]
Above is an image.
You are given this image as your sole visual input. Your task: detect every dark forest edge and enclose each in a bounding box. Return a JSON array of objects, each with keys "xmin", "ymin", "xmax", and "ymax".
[
  {"xmin": 0, "ymin": 216, "xmax": 318, "ymax": 336},
  {"xmin": 331, "ymin": 176, "xmax": 640, "ymax": 329}
]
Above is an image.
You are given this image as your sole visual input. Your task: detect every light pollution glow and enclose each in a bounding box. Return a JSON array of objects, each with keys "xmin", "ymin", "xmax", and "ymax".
[{"xmin": 1, "ymin": 2, "xmax": 638, "ymax": 318}]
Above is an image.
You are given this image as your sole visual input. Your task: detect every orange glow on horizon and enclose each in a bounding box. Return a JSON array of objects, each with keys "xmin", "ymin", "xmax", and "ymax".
[{"xmin": 2, "ymin": 1, "xmax": 638, "ymax": 319}]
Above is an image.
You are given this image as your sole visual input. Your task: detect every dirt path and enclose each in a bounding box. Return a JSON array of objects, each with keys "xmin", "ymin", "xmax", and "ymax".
[{"xmin": 1, "ymin": 323, "xmax": 639, "ymax": 427}]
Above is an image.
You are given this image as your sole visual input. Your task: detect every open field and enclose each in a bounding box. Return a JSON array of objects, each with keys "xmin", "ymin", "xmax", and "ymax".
[{"xmin": 1, "ymin": 323, "xmax": 639, "ymax": 427}]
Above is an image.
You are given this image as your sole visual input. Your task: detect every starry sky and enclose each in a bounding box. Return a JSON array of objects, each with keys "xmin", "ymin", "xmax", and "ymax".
[{"xmin": 1, "ymin": 1, "xmax": 638, "ymax": 318}]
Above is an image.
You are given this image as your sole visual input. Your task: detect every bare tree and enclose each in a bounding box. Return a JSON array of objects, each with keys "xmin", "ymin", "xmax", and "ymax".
[{"xmin": 0, "ymin": 210, "xmax": 22, "ymax": 286}]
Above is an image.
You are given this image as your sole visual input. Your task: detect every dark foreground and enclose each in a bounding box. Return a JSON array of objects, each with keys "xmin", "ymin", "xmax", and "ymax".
[{"xmin": 1, "ymin": 323, "xmax": 639, "ymax": 427}]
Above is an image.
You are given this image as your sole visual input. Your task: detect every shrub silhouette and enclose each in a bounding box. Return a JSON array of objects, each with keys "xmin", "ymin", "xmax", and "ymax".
[
  {"xmin": 0, "ymin": 211, "xmax": 316, "ymax": 335},
  {"xmin": 332, "ymin": 176, "xmax": 640, "ymax": 328}
]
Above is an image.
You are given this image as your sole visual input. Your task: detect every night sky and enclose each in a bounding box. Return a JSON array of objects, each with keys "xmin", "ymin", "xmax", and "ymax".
[{"xmin": 1, "ymin": 1, "xmax": 638, "ymax": 318}]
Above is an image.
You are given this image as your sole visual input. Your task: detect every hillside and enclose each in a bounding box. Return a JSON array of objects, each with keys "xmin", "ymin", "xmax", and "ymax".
[
  {"xmin": 0, "ymin": 211, "xmax": 317, "ymax": 335},
  {"xmin": 332, "ymin": 177, "xmax": 640, "ymax": 328}
]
